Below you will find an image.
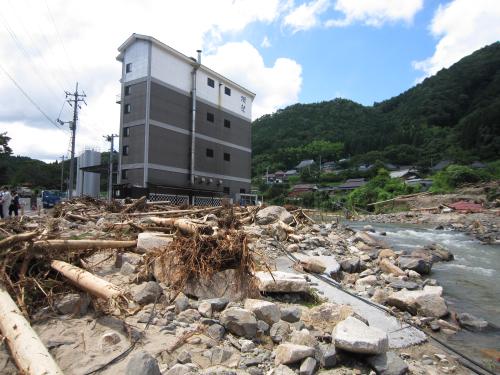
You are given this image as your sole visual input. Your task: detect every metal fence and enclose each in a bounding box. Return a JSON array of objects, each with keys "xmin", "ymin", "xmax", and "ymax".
[
  {"xmin": 193, "ymin": 196, "xmax": 224, "ymax": 206},
  {"xmin": 148, "ymin": 193, "xmax": 189, "ymax": 205}
]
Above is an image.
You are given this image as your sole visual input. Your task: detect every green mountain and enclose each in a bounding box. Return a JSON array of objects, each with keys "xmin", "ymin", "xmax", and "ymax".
[{"xmin": 252, "ymin": 42, "xmax": 500, "ymax": 176}]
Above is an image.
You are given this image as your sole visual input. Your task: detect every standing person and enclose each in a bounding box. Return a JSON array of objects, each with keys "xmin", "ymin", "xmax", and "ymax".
[
  {"xmin": 9, "ymin": 190, "xmax": 19, "ymax": 217},
  {"xmin": 1, "ymin": 187, "xmax": 11, "ymax": 219}
]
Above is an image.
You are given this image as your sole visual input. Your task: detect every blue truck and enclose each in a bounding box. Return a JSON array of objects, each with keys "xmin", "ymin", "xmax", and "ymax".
[{"xmin": 41, "ymin": 190, "xmax": 62, "ymax": 208}]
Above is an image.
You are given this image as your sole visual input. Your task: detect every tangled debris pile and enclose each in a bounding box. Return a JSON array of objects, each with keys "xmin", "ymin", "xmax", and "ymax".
[{"xmin": 0, "ymin": 200, "xmax": 486, "ymax": 374}]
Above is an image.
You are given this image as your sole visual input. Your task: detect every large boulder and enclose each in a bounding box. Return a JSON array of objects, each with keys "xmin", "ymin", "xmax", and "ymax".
[
  {"xmin": 379, "ymin": 259, "xmax": 406, "ymax": 277},
  {"xmin": 274, "ymin": 343, "xmax": 315, "ymax": 365},
  {"xmin": 255, "ymin": 271, "xmax": 309, "ymax": 293},
  {"xmin": 183, "ymin": 269, "xmax": 252, "ymax": 301},
  {"xmin": 457, "ymin": 313, "xmax": 489, "ymax": 331},
  {"xmin": 333, "ymin": 317, "xmax": 388, "ymax": 355},
  {"xmin": 137, "ymin": 232, "xmax": 172, "ymax": 253},
  {"xmin": 386, "ymin": 286, "xmax": 447, "ymax": 318},
  {"xmin": 301, "ymin": 303, "xmax": 353, "ymax": 332},
  {"xmin": 220, "ymin": 307, "xmax": 257, "ymax": 339},
  {"xmin": 125, "ymin": 351, "xmax": 161, "ymax": 375},
  {"xmin": 354, "ymin": 231, "xmax": 379, "ymax": 247},
  {"xmin": 366, "ymin": 352, "xmax": 409, "ymax": 375},
  {"xmin": 131, "ymin": 281, "xmax": 163, "ymax": 304},
  {"xmin": 397, "ymin": 256, "xmax": 432, "ymax": 275},
  {"xmin": 256, "ymin": 206, "xmax": 293, "ymax": 225},
  {"xmin": 244, "ymin": 299, "xmax": 281, "ymax": 325},
  {"xmin": 270, "ymin": 321, "xmax": 291, "ymax": 343},
  {"xmin": 300, "ymin": 257, "xmax": 327, "ymax": 274},
  {"xmin": 340, "ymin": 257, "xmax": 362, "ymax": 273},
  {"xmin": 280, "ymin": 306, "xmax": 302, "ymax": 323}
]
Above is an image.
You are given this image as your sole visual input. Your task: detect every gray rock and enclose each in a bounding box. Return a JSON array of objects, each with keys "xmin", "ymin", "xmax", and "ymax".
[
  {"xmin": 165, "ymin": 363, "xmax": 191, "ymax": 375},
  {"xmin": 333, "ymin": 317, "xmax": 388, "ymax": 355},
  {"xmin": 274, "ymin": 343, "xmax": 315, "ymax": 365},
  {"xmin": 398, "ymin": 256, "xmax": 432, "ymax": 275},
  {"xmin": 55, "ymin": 293, "xmax": 90, "ymax": 315},
  {"xmin": 177, "ymin": 309, "xmax": 201, "ymax": 324},
  {"xmin": 255, "ymin": 271, "xmax": 309, "ymax": 293},
  {"xmin": 177, "ymin": 350, "xmax": 191, "ymax": 364},
  {"xmin": 273, "ymin": 365, "xmax": 296, "ymax": 375},
  {"xmin": 239, "ymin": 339, "xmax": 255, "ymax": 352},
  {"xmin": 244, "ymin": 299, "xmax": 281, "ymax": 325},
  {"xmin": 270, "ymin": 320, "xmax": 291, "ymax": 343},
  {"xmin": 125, "ymin": 351, "xmax": 161, "ymax": 375},
  {"xmin": 414, "ymin": 294, "xmax": 448, "ymax": 318},
  {"xmin": 300, "ymin": 357, "xmax": 317, "ymax": 375},
  {"xmin": 115, "ymin": 252, "xmax": 142, "ymax": 268},
  {"xmin": 175, "ymin": 295, "xmax": 190, "ymax": 314},
  {"xmin": 388, "ymin": 281, "xmax": 419, "ymax": 290},
  {"xmin": 340, "ymin": 258, "xmax": 361, "ymax": 273},
  {"xmin": 207, "ymin": 324, "xmax": 225, "ymax": 340},
  {"xmin": 319, "ymin": 344, "xmax": 337, "ymax": 368},
  {"xmin": 198, "ymin": 301, "xmax": 212, "ymax": 318},
  {"xmin": 132, "ymin": 281, "xmax": 163, "ymax": 304},
  {"xmin": 209, "ymin": 347, "xmax": 234, "ymax": 365},
  {"xmin": 247, "ymin": 367, "xmax": 264, "ymax": 375},
  {"xmin": 204, "ymin": 297, "xmax": 229, "ymax": 311},
  {"xmin": 137, "ymin": 232, "xmax": 172, "ymax": 253},
  {"xmin": 120, "ymin": 262, "xmax": 136, "ymax": 275},
  {"xmin": 220, "ymin": 307, "xmax": 257, "ymax": 338},
  {"xmin": 366, "ymin": 352, "xmax": 408, "ymax": 375},
  {"xmin": 255, "ymin": 206, "xmax": 293, "ymax": 225},
  {"xmin": 257, "ymin": 320, "xmax": 270, "ymax": 334},
  {"xmin": 281, "ymin": 306, "xmax": 302, "ymax": 323},
  {"xmin": 457, "ymin": 313, "xmax": 489, "ymax": 331}
]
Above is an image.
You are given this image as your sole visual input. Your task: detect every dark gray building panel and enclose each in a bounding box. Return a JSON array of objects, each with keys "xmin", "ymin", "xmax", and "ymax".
[
  {"xmin": 121, "ymin": 168, "xmax": 144, "ymax": 186},
  {"xmin": 195, "ymin": 138, "xmax": 251, "ymax": 180},
  {"xmin": 148, "ymin": 125, "xmax": 190, "ymax": 169},
  {"xmin": 121, "ymin": 124, "xmax": 145, "ymax": 165},
  {"xmin": 148, "ymin": 169, "xmax": 189, "ymax": 188},
  {"xmin": 122, "ymin": 81, "xmax": 148, "ymax": 123}
]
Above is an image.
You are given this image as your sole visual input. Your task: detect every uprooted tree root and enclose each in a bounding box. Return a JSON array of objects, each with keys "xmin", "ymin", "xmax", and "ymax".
[{"xmin": 149, "ymin": 229, "xmax": 259, "ymax": 298}]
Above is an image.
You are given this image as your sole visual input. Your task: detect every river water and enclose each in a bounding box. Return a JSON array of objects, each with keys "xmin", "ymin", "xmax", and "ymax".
[{"xmin": 346, "ymin": 221, "xmax": 500, "ymax": 370}]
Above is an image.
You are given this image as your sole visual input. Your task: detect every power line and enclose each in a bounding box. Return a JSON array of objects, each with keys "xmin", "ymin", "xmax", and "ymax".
[
  {"xmin": 44, "ymin": 0, "xmax": 79, "ymax": 80},
  {"xmin": 0, "ymin": 12, "xmax": 63, "ymax": 103},
  {"xmin": 0, "ymin": 62, "xmax": 63, "ymax": 130},
  {"xmin": 6, "ymin": 0, "xmax": 70, "ymax": 93}
]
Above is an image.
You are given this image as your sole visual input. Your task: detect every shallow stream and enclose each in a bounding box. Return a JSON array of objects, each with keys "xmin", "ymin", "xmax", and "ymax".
[{"xmin": 346, "ymin": 221, "xmax": 500, "ymax": 370}]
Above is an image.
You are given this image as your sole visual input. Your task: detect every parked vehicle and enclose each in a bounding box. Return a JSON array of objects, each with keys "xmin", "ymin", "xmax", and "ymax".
[{"xmin": 41, "ymin": 190, "xmax": 62, "ymax": 208}]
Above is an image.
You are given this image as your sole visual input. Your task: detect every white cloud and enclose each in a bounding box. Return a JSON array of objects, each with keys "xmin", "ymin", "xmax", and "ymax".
[
  {"xmin": 0, "ymin": 0, "xmax": 299, "ymax": 161},
  {"xmin": 203, "ymin": 41, "xmax": 302, "ymax": 118},
  {"xmin": 325, "ymin": 0, "xmax": 423, "ymax": 27},
  {"xmin": 261, "ymin": 36, "xmax": 272, "ymax": 48},
  {"xmin": 413, "ymin": 0, "xmax": 500, "ymax": 79},
  {"xmin": 283, "ymin": 0, "xmax": 330, "ymax": 33}
]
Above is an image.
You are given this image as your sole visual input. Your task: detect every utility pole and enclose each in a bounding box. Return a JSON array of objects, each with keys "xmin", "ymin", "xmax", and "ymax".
[
  {"xmin": 104, "ymin": 134, "xmax": 118, "ymax": 202},
  {"xmin": 60, "ymin": 155, "xmax": 65, "ymax": 193},
  {"xmin": 62, "ymin": 82, "xmax": 86, "ymax": 199}
]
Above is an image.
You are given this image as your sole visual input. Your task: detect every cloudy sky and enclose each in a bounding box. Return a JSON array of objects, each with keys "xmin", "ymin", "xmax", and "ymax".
[{"xmin": 0, "ymin": 0, "xmax": 499, "ymax": 162}]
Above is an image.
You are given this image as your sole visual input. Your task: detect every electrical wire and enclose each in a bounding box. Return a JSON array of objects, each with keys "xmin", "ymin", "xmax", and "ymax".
[
  {"xmin": 0, "ymin": 62, "xmax": 63, "ymax": 130},
  {"xmin": 44, "ymin": 0, "xmax": 79, "ymax": 80}
]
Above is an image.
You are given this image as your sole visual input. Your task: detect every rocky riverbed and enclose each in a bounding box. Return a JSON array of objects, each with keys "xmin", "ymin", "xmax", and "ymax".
[{"xmin": 0, "ymin": 203, "xmax": 497, "ymax": 374}]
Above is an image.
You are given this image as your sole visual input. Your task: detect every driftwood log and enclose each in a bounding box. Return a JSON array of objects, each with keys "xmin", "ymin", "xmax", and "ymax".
[
  {"xmin": 120, "ymin": 196, "xmax": 147, "ymax": 214},
  {"xmin": 0, "ymin": 231, "xmax": 38, "ymax": 250},
  {"xmin": 33, "ymin": 239, "xmax": 136, "ymax": 251},
  {"xmin": 0, "ymin": 284, "xmax": 64, "ymax": 375},
  {"xmin": 150, "ymin": 217, "xmax": 213, "ymax": 235},
  {"xmin": 50, "ymin": 260, "xmax": 124, "ymax": 300}
]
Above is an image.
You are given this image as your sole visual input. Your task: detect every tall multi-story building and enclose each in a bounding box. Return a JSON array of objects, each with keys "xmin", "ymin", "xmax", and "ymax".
[{"xmin": 116, "ymin": 34, "xmax": 254, "ymax": 201}]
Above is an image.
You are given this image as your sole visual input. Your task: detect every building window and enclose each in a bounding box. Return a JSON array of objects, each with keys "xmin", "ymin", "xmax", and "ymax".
[
  {"xmin": 224, "ymin": 119, "xmax": 231, "ymax": 128},
  {"xmin": 207, "ymin": 77, "xmax": 215, "ymax": 88},
  {"xmin": 124, "ymin": 85, "xmax": 131, "ymax": 96},
  {"xmin": 240, "ymin": 188, "xmax": 246, "ymax": 194},
  {"xmin": 224, "ymin": 87, "xmax": 231, "ymax": 96},
  {"xmin": 206, "ymin": 148, "xmax": 214, "ymax": 158},
  {"xmin": 121, "ymin": 169, "xmax": 128, "ymax": 179},
  {"xmin": 125, "ymin": 63, "xmax": 132, "ymax": 73},
  {"xmin": 207, "ymin": 112, "xmax": 214, "ymax": 123},
  {"xmin": 123, "ymin": 127, "xmax": 130, "ymax": 137},
  {"xmin": 224, "ymin": 152, "xmax": 230, "ymax": 161},
  {"xmin": 223, "ymin": 187, "xmax": 230, "ymax": 195},
  {"xmin": 122, "ymin": 145, "xmax": 129, "ymax": 156},
  {"xmin": 124, "ymin": 104, "xmax": 131, "ymax": 114}
]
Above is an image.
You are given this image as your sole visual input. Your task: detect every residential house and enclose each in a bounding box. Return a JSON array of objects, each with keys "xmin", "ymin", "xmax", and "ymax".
[
  {"xmin": 431, "ymin": 160, "xmax": 453, "ymax": 172},
  {"xmin": 295, "ymin": 159, "xmax": 315, "ymax": 170},
  {"xmin": 289, "ymin": 184, "xmax": 318, "ymax": 196},
  {"xmin": 336, "ymin": 178, "xmax": 367, "ymax": 191},
  {"xmin": 390, "ymin": 168, "xmax": 420, "ymax": 180}
]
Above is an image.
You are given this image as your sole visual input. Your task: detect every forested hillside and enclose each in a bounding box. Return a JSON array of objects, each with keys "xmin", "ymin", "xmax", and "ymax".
[{"xmin": 252, "ymin": 42, "xmax": 500, "ymax": 175}]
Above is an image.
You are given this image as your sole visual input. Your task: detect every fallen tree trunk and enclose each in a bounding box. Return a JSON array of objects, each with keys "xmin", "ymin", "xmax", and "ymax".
[
  {"xmin": 0, "ymin": 231, "xmax": 38, "ymax": 250},
  {"xmin": 126, "ymin": 206, "xmax": 221, "ymax": 217},
  {"xmin": 149, "ymin": 217, "xmax": 213, "ymax": 235},
  {"xmin": 367, "ymin": 192, "xmax": 431, "ymax": 206},
  {"xmin": 50, "ymin": 260, "xmax": 123, "ymax": 300},
  {"xmin": 0, "ymin": 284, "xmax": 64, "ymax": 375},
  {"xmin": 33, "ymin": 239, "xmax": 136, "ymax": 251}
]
